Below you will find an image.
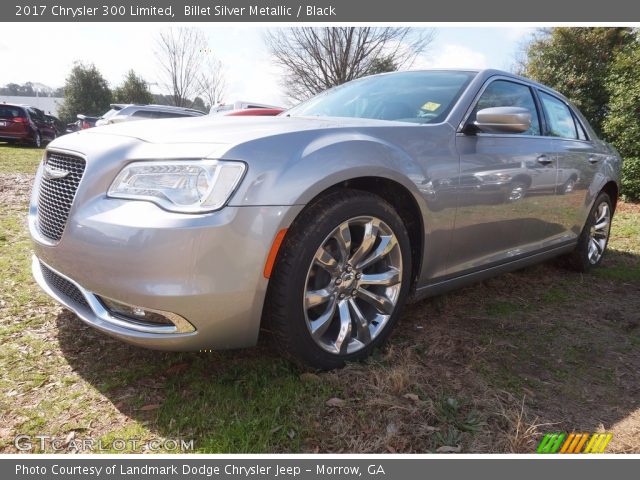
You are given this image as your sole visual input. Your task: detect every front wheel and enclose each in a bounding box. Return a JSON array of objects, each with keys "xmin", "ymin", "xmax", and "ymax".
[
  {"xmin": 265, "ymin": 190, "xmax": 412, "ymax": 369},
  {"xmin": 506, "ymin": 181, "xmax": 527, "ymax": 202},
  {"xmin": 565, "ymin": 192, "xmax": 612, "ymax": 272}
]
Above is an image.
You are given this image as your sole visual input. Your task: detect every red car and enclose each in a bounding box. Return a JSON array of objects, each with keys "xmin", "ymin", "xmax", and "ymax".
[
  {"xmin": 224, "ymin": 108, "xmax": 284, "ymax": 116},
  {"xmin": 0, "ymin": 104, "xmax": 57, "ymax": 147}
]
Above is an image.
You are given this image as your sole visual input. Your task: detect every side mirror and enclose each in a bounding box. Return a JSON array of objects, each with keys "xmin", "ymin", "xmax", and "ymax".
[{"xmin": 473, "ymin": 107, "xmax": 531, "ymax": 134}]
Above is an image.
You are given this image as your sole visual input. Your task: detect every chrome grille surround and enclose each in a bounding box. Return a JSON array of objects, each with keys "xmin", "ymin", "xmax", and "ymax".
[{"xmin": 36, "ymin": 151, "xmax": 86, "ymax": 242}]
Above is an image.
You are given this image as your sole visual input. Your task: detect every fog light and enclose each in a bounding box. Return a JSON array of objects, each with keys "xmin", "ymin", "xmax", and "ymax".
[{"xmin": 98, "ymin": 297, "xmax": 176, "ymax": 326}]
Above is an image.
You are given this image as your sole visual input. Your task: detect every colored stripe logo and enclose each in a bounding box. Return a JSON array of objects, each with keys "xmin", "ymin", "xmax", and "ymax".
[{"xmin": 536, "ymin": 433, "xmax": 612, "ymax": 453}]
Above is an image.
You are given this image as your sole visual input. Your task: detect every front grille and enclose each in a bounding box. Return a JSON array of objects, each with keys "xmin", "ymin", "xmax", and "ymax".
[
  {"xmin": 40, "ymin": 262, "xmax": 89, "ymax": 309},
  {"xmin": 36, "ymin": 152, "xmax": 86, "ymax": 241}
]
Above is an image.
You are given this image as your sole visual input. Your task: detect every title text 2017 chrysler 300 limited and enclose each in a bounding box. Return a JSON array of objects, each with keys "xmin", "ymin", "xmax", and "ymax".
[{"xmin": 29, "ymin": 70, "xmax": 622, "ymax": 369}]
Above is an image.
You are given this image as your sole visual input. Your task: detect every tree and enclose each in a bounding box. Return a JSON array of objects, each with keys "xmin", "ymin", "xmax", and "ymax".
[
  {"xmin": 191, "ymin": 96, "xmax": 207, "ymax": 113},
  {"xmin": 603, "ymin": 38, "xmax": 640, "ymax": 200},
  {"xmin": 517, "ymin": 27, "xmax": 634, "ymax": 135},
  {"xmin": 265, "ymin": 27, "xmax": 435, "ymax": 102},
  {"xmin": 155, "ymin": 27, "xmax": 208, "ymax": 108},
  {"xmin": 113, "ymin": 70, "xmax": 153, "ymax": 104},
  {"xmin": 58, "ymin": 62, "xmax": 112, "ymax": 123},
  {"xmin": 197, "ymin": 57, "xmax": 226, "ymax": 110}
]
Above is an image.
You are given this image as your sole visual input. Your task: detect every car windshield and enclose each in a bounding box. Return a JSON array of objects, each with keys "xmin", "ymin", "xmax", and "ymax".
[{"xmin": 287, "ymin": 71, "xmax": 476, "ymax": 124}]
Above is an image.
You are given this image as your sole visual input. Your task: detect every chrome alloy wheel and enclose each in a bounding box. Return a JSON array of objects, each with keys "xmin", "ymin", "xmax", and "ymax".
[
  {"xmin": 588, "ymin": 202, "xmax": 611, "ymax": 264},
  {"xmin": 303, "ymin": 216, "xmax": 403, "ymax": 355},
  {"xmin": 508, "ymin": 184, "xmax": 526, "ymax": 202}
]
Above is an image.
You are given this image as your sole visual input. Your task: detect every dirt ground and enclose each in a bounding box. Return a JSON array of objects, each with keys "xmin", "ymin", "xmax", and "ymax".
[{"xmin": 1, "ymin": 171, "xmax": 638, "ymax": 453}]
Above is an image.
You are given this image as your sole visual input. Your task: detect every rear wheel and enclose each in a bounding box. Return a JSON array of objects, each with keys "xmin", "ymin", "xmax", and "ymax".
[
  {"xmin": 565, "ymin": 192, "xmax": 612, "ymax": 272},
  {"xmin": 32, "ymin": 131, "xmax": 41, "ymax": 148},
  {"xmin": 265, "ymin": 190, "xmax": 412, "ymax": 369}
]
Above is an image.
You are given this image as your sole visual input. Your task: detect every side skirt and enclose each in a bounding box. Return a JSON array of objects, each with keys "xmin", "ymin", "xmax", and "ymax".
[{"xmin": 409, "ymin": 242, "xmax": 576, "ymax": 302}]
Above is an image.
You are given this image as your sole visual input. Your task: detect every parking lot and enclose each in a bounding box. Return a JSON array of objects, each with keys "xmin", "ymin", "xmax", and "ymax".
[{"xmin": 1, "ymin": 143, "xmax": 639, "ymax": 453}]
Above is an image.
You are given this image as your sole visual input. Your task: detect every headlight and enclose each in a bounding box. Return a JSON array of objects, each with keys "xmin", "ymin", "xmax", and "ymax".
[{"xmin": 108, "ymin": 160, "xmax": 246, "ymax": 213}]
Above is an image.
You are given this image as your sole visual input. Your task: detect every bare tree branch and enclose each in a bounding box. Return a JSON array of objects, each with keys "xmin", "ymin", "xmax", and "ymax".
[
  {"xmin": 197, "ymin": 57, "xmax": 226, "ymax": 110},
  {"xmin": 155, "ymin": 27, "xmax": 209, "ymax": 107},
  {"xmin": 266, "ymin": 27, "xmax": 435, "ymax": 103}
]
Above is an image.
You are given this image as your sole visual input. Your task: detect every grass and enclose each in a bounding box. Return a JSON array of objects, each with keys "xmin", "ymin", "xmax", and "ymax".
[
  {"xmin": 0, "ymin": 144, "xmax": 43, "ymax": 174},
  {"xmin": 1, "ymin": 142, "xmax": 639, "ymax": 453}
]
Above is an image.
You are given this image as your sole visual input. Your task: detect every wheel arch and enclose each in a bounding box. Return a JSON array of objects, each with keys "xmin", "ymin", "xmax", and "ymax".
[
  {"xmin": 600, "ymin": 180, "xmax": 619, "ymax": 212},
  {"xmin": 289, "ymin": 176, "xmax": 425, "ymax": 292},
  {"xmin": 511, "ymin": 174, "xmax": 532, "ymax": 188}
]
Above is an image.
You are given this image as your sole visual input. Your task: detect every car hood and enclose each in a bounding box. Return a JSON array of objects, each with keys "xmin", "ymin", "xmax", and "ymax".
[{"xmin": 77, "ymin": 115, "xmax": 413, "ymax": 145}]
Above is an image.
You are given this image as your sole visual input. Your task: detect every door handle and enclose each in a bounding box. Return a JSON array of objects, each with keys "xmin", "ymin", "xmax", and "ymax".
[
  {"xmin": 588, "ymin": 156, "xmax": 599, "ymax": 164},
  {"xmin": 537, "ymin": 155, "xmax": 553, "ymax": 165}
]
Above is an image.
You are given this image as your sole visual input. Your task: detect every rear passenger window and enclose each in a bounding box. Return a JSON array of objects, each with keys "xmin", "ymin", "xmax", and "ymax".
[
  {"xmin": 573, "ymin": 113, "xmax": 588, "ymax": 140},
  {"xmin": 131, "ymin": 110, "xmax": 155, "ymax": 118},
  {"xmin": 539, "ymin": 91, "xmax": 578, "ymax": 139},
  {"xmin": 28, "ymin": 108, "xmax": 44, "ymax": 121},
  {"xmin": 471, "ymin": 80, "xmax": 541, "ymax": 135}
]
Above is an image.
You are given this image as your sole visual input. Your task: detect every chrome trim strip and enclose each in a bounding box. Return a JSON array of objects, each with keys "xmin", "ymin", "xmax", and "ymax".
[{"xmin": 32, "ymin": 256, "xmax": 196, "ymax": 334}]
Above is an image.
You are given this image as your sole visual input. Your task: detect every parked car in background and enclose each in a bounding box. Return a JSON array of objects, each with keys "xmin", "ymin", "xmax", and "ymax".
[
  {"xmin": 44, "ymin": 114, "xmax": 64, "ymax": 138},
  {"xmin": 95, "ymin": 104, "xmax": 205, "ymax": 126},
  {"xmin": 0, "ymin": 103, "xmax": 57, "ymax": 147},
  {"xmin": 224, "ymin": 108, "xmax": 284, "ymax": 116},
  {"xmin": 210, "ymin": 100, "xmax": 282, "ymax": 114},
  {"xmin": 65, "ymin": 114, "xmax": 99, "ymax": 135},
  {"xmin": 30, "ymin": 69, "xmax": 621, "ymax": 369}
]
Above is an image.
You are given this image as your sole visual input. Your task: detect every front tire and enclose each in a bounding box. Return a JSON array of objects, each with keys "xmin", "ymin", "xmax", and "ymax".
[
  {"xmin": 566, "ymin": 192, "xmax": 612, "ymax": 272},
  {"xmin": 265, "ymin": 190, "xmax": 412, "ymax": 369}
]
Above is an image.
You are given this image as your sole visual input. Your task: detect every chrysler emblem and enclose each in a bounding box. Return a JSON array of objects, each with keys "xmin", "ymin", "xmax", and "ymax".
[{"xmin": 43, "ymin": 164, "xmax": 69, "ymax": 180}]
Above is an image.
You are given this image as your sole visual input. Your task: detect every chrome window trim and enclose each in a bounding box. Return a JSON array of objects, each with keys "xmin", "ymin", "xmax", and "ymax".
[{"xmin": 457, "ymin": 75, "xmax": 543, "ymax": 135}]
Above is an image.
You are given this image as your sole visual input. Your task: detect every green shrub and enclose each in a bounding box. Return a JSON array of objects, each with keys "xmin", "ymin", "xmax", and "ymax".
[{"xmin": 621, "ymin": 157, "xmax": 640, "ymax": 202}]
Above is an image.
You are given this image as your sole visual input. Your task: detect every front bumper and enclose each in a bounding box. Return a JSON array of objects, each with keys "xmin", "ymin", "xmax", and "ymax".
[{"xmin": 30, "ymin": 151, "xmax": 302, "ymax": 350}]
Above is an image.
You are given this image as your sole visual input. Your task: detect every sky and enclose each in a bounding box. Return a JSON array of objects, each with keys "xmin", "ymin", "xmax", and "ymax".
[{"xmin": 0, "ymin": 25, "xmax": 534, "ymax": 107}]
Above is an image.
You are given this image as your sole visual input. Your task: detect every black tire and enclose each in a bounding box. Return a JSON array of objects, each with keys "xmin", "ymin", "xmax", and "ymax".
[
  {"xmin": 32, "ymin": 131, "xmax": 42, "ymax": 148},
  {"xmin": 264, "ymin": 189, "xmax": 412, "ymax": 370},
  {"xmin": 565, "ymin": 192, "xmax": 613, "ymax": 272}
]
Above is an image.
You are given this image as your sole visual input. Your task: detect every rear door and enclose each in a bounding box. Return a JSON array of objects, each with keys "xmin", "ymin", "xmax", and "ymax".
[
  {"xmin": 536, "ymin": 90, "xmax": 602, "ymax": 242},
  {"xmin": 27, "ymin": 108, "xmax": 49, "ymax": 141},
  {"xmin": 449, "ymin": 78, "xmax": 557, "ymax": 275}
]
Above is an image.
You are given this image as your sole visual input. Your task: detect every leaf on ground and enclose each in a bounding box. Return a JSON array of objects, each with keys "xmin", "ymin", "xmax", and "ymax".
[
  {"xmin": 403, "ymin": 393, "xmax": 420, "ymax": 402},
  {"xmin": 139, "ymin": 404, "xmax": 161, "ymax": 411},
  {"xmin": 325, "ymin": 397, "xmax": 346, "ymax": 407},
  {"xmin": 63, "ymin": 431, "xmax": 76, "ymax": 446},
  {"xmin": 436, "ymin": 445, "xmax": 461, "ymax": 453}
]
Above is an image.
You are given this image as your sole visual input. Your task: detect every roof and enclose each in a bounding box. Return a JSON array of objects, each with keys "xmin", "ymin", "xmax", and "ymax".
[{"xmin": 110, "ymin": 103, "xmax": 206, "ymax": 115}]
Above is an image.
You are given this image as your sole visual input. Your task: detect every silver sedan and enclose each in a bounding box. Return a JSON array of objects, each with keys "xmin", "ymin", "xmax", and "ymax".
[{"xmin": 29, "ymin": 69, "xmax": 622, "ymax": 369}]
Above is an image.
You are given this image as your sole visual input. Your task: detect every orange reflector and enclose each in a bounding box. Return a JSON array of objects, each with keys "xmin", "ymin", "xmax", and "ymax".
[{"xmin": 263, "ymin": 228, "xmax": 288, "ymax": 279}]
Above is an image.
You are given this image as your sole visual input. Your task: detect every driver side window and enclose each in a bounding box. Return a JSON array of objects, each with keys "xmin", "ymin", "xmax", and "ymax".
[{"xmin": 471, "ymin": 80, "xmax": 541, "ymax": 136}]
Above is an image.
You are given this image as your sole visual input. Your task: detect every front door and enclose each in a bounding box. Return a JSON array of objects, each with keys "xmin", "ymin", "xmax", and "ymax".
[{"xmin": 449, "ymin": 78, "xmax": 558, "ymax": 276}]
